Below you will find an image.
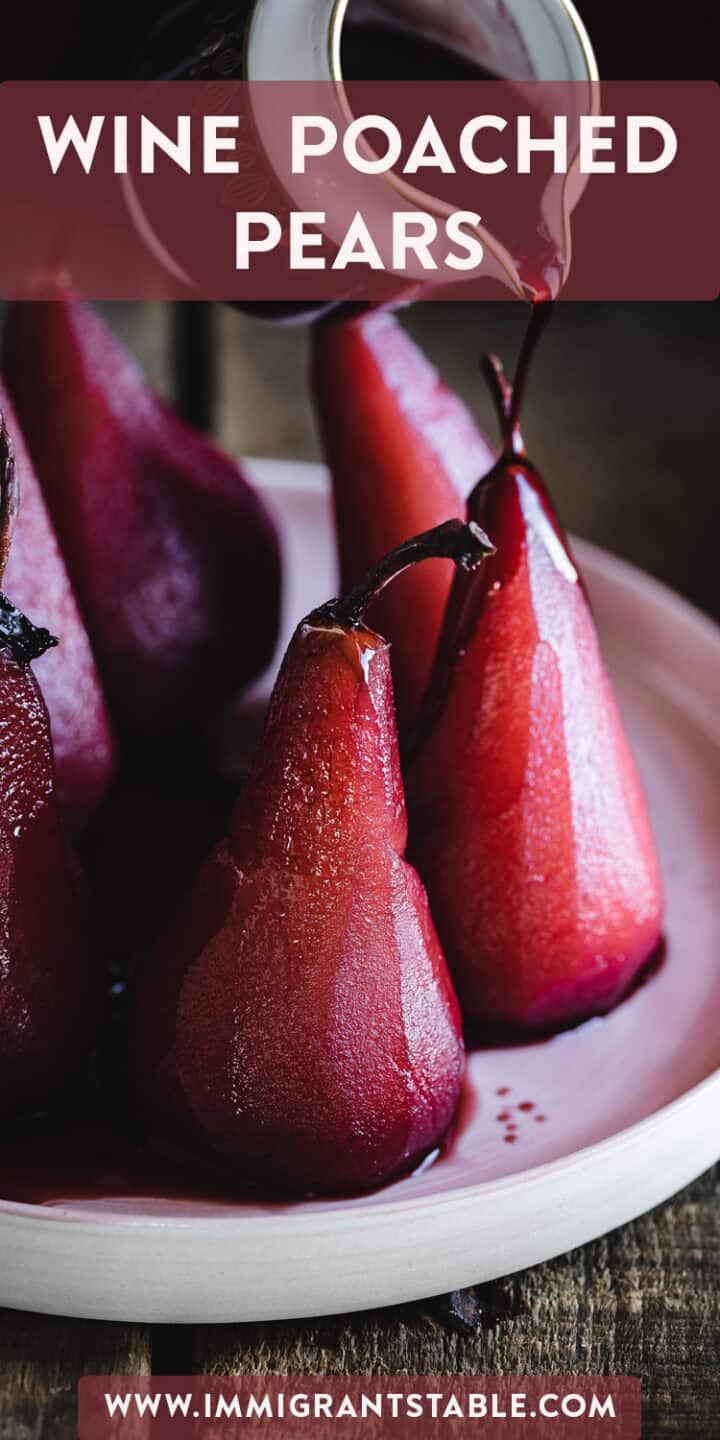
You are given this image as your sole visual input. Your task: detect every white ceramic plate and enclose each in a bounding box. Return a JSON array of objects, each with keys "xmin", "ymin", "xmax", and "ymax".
[{"xmin": 1, "ymin": 458, "xmax": 719, "ymax": 1323}]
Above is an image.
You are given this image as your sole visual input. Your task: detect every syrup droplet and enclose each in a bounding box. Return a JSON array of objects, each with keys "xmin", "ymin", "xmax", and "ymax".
[
  {"xmin": 518, "ymin": 1101, "xmax": 534, "ymax": 1112},
  {"xmin": 503, "ymin": 1133, "xmax": 517, "ymax": 1144},
  {"xmin": 496, "ymin": 1086, "xmax": 511, "ymax": 1096}
]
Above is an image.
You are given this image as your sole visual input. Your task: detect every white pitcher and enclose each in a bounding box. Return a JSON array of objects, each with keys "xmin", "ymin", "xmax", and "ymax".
[{"xmin": 136, "ymin": 0, "xmax": 599, "ymax": 303}]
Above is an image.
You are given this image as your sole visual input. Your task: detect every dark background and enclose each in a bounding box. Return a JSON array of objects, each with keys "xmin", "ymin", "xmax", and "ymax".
[
  {"xmin": 0, "ymin": 1, "xmax": 718, "ymax": 80},
  {"xmin": 88, "ymin": 296, "xmax": 718, "ymax": 628}
]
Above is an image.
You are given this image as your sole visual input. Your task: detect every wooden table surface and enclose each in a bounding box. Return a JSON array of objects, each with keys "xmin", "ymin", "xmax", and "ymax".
[{"xmin": 0, "ymin": 301, "xmax": 717, "ymax": 1438}]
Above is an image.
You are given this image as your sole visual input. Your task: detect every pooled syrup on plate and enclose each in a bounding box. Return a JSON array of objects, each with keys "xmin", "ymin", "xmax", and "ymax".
[
  {"xmin": 0, "ymin": 1000, "xmax": 479, "ymax": 1206},
  {"xmin": 0, "ymin": 1116, "xmax": 471, "ymax": 1209},
  {"xmin": 0, "ymin": 941, "xmax": 665, "ymax": 1208}
]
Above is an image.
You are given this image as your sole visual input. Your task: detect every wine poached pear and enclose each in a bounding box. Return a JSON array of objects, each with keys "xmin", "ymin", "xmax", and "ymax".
[
  {"xmin": 407, "ymin": 308, "xmax": 664, "ymax": 1030},
  {"xmin": 0, "ymin": 419, "xmax": 98, "ymax": 1110},
  {"xmin": 135, "ymin": 521, "xmax": 493, "ymax": 1194},
  {"xmin": 313, "ymin": 310, "xmax": 494, "ymax": 729},
  {"xmin": 3, "ymin": 299, "xmax": 282, "ymax": 737},
  {"xmin": 0, "ymin": 383, "xmax": 115, "ymax": 833}
]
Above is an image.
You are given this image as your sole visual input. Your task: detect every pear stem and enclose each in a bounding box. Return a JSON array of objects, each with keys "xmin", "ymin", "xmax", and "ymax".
[
  {"xmin": 482, "ymin": 299, "xmax": 554, "ymax": 458},
  {"xmin": 328, "ymin": 519, "xmax": 495, "ymax": 630},
  {"xmin": 0, "ymin": 416, "xmax": 19, "ymax": 582},
  {"xmin": 0, "ymin": 414, "xmax": 58, "ymax": 665},
  {"xmin": 481, "ymin": 353, "xmax": 513, "ymax": 433}
]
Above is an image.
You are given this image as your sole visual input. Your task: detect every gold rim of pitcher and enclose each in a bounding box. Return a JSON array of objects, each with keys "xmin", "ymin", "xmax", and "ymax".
[
  {"xmin": 328, "ymin": 0, "xmax": 598, "ymax": 86},
  {"xmin": 326, "ymin": 0, "xmax": 599, "ymax": 298}
]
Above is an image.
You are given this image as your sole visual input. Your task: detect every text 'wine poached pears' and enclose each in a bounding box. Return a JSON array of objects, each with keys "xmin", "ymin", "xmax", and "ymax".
[
  {"xmin": 134, "ymin": 521, "xmax": 493, "ymax": 1194},
  {"xmin": 407, "ymin": 308, "xmax": 663, "ymax": 1030},
  {"xmin": 0, "ymin": 419, "xmax": 98, "ymax": 1111},
  {"xmin": 313, "ymin": 309, "xmax": 494, "ymax": 730},
  {"xmin": 3, "ymin": 299, "xmax": 282, "ymax": 738}
]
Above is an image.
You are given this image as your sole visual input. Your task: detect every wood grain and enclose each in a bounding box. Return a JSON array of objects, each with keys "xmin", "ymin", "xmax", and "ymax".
[{"xmin": 0, "ymin": 1315, "xmax": 150, "ymax": 1440}]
